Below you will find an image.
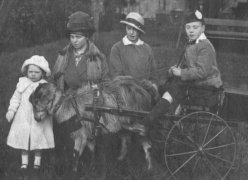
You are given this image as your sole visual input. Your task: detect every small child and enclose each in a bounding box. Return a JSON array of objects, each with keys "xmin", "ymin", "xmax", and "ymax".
[
  {"xmin": 6, "ymin": 55, "xmax": 55, "ymax": 171},
  {"xmin": 169, "ymin": 9, "xmax": 222, "ymax": 89}
]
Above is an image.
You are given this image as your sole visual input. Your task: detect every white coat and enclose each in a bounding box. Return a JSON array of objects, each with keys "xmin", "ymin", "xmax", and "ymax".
[{"xmin": 7, "ymin": 77, "xmax": 54, "ymax": 150}]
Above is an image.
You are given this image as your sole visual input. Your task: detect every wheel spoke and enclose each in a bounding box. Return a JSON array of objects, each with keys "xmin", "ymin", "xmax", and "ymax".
[
  {"xmin": 206, "ymin": 151, "xmax": 234, "ymax": 166},
  {"xmin": 193, "ymin": 114, "xmax": 199, "ymax": 144},
  {"xmin": 203, "ymin": 127, "xmax": 227, "ymax": 148},
  {"xmin": 171, "ymin": 137, "xmax": 195, "ymax": 148},
  {"xmin": 184, "ymin": 135, "xmax": 199, "ymax": 148},
  {"xmin": 202, "ymin": 114, "xmax": 213, "ymax": 146},
  {"xmin": 192, "ymin": 156, "xmax": 201, "ymax": 172},
  {"xmin": 175, "ymin": 132, "xmax": 198, "ymax": 148},
  {"xmin": 203, "ymin": 154, "xmax": 223, "ymax": 179},
  {"xmin": 171, "ymin": 153, "xmax": 197, "ymax": 176},
  {"xmin": 167, "ymin": 150, "xmax": 198, "ymax": 157},
  {"xmin": 205, "ymin": 142, "xmax": 235, "ymax": 151}
]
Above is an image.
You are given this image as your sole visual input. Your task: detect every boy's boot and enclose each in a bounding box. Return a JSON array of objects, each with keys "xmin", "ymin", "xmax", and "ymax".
[
  {"xmin": 130, "ymin": 98, "xmax": 171, "ymax": 135},
  {"xmin": 131, "ymin": 83, "xmax": 183, "ymax": 135}
]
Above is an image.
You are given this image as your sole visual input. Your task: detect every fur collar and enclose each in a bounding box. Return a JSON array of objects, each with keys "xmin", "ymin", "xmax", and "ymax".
[{"xmin": 59, "ymin": 40, "xmax": 103, "ymax": 59}]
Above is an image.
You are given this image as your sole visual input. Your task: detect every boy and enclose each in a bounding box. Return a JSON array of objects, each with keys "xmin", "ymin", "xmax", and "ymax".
[{"xmin": 133, "ymin": 10, "xmax": 223, "ymax": 133}]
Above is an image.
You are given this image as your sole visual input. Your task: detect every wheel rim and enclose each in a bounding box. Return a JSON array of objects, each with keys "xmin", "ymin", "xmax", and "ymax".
[{"xmin": 164, "ymin": 111, "xmax": 236, "ymax": 180}]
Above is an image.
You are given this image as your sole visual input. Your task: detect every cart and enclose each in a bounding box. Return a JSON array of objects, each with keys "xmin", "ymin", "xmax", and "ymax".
[{"xmin": 83, "ymin": 86, "xmax": 248, "ymax": 180}]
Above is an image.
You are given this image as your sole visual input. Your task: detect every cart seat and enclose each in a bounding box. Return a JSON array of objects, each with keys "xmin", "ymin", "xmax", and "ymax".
[{"xmin": 180, "ymin": 86, "xmax": 224, "ymax": 115}]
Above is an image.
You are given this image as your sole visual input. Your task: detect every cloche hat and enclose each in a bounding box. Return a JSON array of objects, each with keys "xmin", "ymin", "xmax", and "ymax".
[
  {"xmin": 21, "ymin": 55, "xmax": 51, "ymax": 77},
  {"xmin": 67, "ymin": 11, "xmax": 95, "ymax": 35},
  {"xmin": 120, "ymin": 12, "xmax": 145, "ymax": 34},
  {"xmin": 184, "ymin": 10, "xmax": 205, "ymax": 24}
]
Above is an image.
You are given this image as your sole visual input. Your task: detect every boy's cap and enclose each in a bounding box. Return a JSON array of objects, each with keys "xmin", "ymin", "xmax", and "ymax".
[
  {"xmin": 120, "ymin": 12, "xmax": 145, "ymax": 34},
  {"xmin": 184, "ymin": 10, "xmax": 204, "ymax": 24},
  {"xmin": 21, "ymin": 55, "xmax": 51, "ymax": 76}
]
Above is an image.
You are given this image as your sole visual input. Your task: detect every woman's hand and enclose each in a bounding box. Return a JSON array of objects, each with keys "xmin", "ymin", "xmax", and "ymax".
[
  {"xmin": 6, "ymin": 110, "xmax": 15, "ymax": 123},
  {"xmin": 170, "ymin": 66, "xmax": 181, "ymax": 77}
]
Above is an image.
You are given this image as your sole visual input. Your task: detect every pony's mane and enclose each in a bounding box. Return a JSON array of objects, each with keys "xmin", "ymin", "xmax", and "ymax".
[
  {"xmin": 32, "ymin": 83, "xmax": 56, "ymax": 101},
  {"xmin": 35, "ymin": 82, "xmax": 47, "ymax": 93},
  {"xmin": 103, "ymin": 76, "xmax": 154, "ymax": 111},
  {"xmin": 55, "ymin": 85, "xmax": 95, "ymax": 123}
]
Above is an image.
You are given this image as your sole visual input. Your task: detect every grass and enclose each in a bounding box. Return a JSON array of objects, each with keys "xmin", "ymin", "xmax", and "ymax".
[{"xmin": 0, "ymin": 30, "xmax": 248, "ymax": 179}]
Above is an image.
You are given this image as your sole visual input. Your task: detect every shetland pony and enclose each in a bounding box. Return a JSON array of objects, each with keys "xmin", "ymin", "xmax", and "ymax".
[{"xmin": 29, "ymin": 76, "xmax": 160, "ymax": 176}]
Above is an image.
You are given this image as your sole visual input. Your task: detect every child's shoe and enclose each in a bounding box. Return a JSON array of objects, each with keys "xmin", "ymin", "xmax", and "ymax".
[
  {"xmin": 17, "ymin": 164, "xmax": 28, "ymax": 177},
  {"xmin": 33, "ymin": 165, "xmax": 41, "ymax": 172},
  {"xmin": 20, "ymin": 164, "xmax": 28, "ymax": 169},
  {"xmin": 32, "ymin": 165, "xmax": 41, "ymax": 177}
]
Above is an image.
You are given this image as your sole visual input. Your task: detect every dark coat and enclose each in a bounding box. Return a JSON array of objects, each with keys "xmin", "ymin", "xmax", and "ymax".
[{"xmin": 52, "ymin": 41, "xmax": 109, "ymax": 91}]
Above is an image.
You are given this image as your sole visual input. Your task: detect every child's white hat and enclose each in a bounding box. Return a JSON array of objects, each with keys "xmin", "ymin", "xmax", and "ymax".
[{"xmin": 21, "ymin": 55, "xmax": 51, "ymax": 76}]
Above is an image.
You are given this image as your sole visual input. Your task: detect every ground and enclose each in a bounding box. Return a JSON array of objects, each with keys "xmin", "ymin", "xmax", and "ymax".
[{"xmin": 0, "ymin": 29, "xmax": 248, "ymax": 179}]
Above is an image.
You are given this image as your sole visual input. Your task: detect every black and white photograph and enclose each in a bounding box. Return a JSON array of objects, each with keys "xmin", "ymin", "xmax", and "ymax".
[{"xmin": 0, "ymin": 0, "xmax": 248, "ymax": 179}]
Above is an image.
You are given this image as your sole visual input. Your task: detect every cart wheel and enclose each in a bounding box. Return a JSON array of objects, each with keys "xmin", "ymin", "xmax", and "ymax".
[{"xmin": 164, "ymin": 111, "xmax": 236, "ymax": 180}]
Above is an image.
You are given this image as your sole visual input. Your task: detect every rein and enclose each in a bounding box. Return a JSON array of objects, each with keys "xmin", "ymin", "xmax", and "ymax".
[{"xmin": 51, "ymin": 90, "xmax": 65, "ymax": 114}]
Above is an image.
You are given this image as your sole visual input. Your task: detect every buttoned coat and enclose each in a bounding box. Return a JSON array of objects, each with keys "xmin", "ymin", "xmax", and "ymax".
[
  {"xmin": 181, "ymin": 39, "xmax": 222, "ymax": 88},
  {"xmin": 7, "ymin": 77, "xmax": 54, "ymax": 150},
  {"xmin": 52, "ymin": 41, "xmax": 109, "ymax": 91}
]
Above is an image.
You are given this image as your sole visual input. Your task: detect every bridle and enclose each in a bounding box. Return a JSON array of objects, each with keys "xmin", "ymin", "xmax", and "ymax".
[
  {"xmin": 69, "ymin": 87, "xmax": 109, "ymax": 134},
  {"xmin": 49, "ymin": 89, "xmax": 64, "ymax": 114},
  {"xmin": 32, "ymin": 88, "xmax": 63, "ymax": 116}
]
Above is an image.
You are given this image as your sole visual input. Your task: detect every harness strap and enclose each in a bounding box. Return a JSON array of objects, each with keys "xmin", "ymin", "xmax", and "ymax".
[
  {"xmin": 52, "ymin": 92, "xmax": 65, "ymax": 114},
  {"xmin": 69, "ymin": 97, "xmax": 83, "ymax": 131},
  {"xmin": 92, "ymin": 87, "xmax": 101, "ymax": 136},
  {"xmin": 70, "ymin": 96, "xmax": 81, "ymax": 118},
  {"xmin": 69, "ymin": 92, "xmax": 109, "ymax": 135}
]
